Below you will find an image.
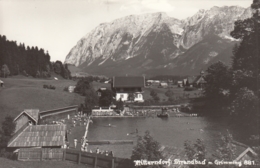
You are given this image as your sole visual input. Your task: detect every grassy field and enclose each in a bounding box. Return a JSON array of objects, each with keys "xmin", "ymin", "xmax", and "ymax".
[
  {"xmin": 91, "ymin": 81, "xmax": 201, "ymax": 101},
  {"xmin": 0, "ymin": 75, "xmax": 201, "ymax": 124},
  {"xmin": 0, "ymin": 75, "xmax": 85, "ymax": 123},
  {"xmin": 0, "ymin": 157, "xmax": 89, "ymax": 168},
  {"xmin": 143, "ymin": 85, "xmax": 202, "ymax": 101}
]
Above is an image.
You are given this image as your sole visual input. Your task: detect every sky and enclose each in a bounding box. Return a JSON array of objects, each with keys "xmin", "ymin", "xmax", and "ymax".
[{"xmin": 0, "ymin": 0, "xmax": 252, "ymax": 62}]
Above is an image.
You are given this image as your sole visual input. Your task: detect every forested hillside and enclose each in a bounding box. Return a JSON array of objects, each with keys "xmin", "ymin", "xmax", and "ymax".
[{"xmin": 0, "ymin": 35, "xmax": 70, "ymax": 79}]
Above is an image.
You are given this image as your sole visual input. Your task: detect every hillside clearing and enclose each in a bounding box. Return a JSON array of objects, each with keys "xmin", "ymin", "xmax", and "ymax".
[{"xmin": 0, "ymin": 76, "xmax": 84, "ymax": 123}]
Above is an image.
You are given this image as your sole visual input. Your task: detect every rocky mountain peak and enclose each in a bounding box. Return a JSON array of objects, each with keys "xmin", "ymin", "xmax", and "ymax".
[{"xmin": 65, "ymin": 5, "xmax": 252, "ymax": 76}]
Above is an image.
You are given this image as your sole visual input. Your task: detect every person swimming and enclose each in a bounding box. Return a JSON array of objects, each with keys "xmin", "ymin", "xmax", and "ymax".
[{"xmin": 108, "ymin": 124, "xmax": 111, "ymax": 127}]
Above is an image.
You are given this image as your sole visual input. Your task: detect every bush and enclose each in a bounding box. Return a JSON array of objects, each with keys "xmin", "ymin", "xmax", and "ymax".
[
  {"xmin": 43, "ymin": 85, "xmax": 56, "ymax": 90},
  {"xmin": 63, "ymin": 87, "xmax": 68, "ymax": 92},
  {"xmin": 184, "ymin": 87, "xmax": 197, "ymax": 91}
]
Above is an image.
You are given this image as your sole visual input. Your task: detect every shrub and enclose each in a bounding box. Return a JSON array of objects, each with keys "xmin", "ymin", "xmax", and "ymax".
[
  {"xmin": 184, "ymin": 87, "xmax": 197, "ymax": 91},
  {"xmin": 63, "ymin": 87, "xmax": 68, "ymax": 92}
]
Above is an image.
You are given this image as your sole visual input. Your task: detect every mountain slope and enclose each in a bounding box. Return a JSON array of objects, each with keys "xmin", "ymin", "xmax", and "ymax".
[{"xmin": 65, "ymin": 6, "xmax": 251, "ymax": 77}]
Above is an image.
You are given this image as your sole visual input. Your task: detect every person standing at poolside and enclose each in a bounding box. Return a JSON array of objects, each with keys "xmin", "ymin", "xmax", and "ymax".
[{"xmin": 74, "ymin": 138, "xmax": 78, "ymax": 148}]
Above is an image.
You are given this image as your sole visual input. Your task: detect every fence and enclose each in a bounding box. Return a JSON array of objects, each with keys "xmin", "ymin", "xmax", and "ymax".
[
  {"xmin": 39, "ymin": 105, "xmax": 78, "ymax": 124},
  {"xmin": 92, "ymin": 107, "xmax": 115, "ymax": 116},
  {"xmin": 65, "ymin": 149, "xmax": 132, "ymax": 168},
  {"xmin": 18, "ymin": 148, "xmax": 64, "ymax": 161},
  {"xmin": 17, "ymin": 148, "xmax": 132, "ymax": 168}
]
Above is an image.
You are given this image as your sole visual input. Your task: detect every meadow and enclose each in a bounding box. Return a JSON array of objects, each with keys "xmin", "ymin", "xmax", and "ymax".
[
  {"xmin": 0, "ymin": 75, "xmax": 201, "ymax": 124},
  {"xmin": 0, "ymin": 75, "xmax": 85, "ymax": 123}
]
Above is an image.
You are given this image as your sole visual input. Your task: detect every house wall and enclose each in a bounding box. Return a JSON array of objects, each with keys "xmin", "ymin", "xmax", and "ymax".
[
  {"xmin": 116, "ymin": 93, "xmax": 144, "ymax": 102},
  {"xmin": 116, "ymin": 93, "xmax": 128, "ymax": 101},
  {"xmin": 15, "ymin": 115, "xmax": 30, "ymax": 133},
  {"xmin": 134, "ymin": 93, "xmax": 144, "ymax": 102}
]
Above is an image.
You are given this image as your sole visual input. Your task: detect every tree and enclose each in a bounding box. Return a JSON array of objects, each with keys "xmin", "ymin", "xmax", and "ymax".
[
  {"xmin": 229, "ymin": 87, "xmax": 259, "ymax": 132},
  {"xmin": 150, "ymin": 90, "xmax": 160, "ymax": 102},
  {"xmin": 128, "ymin": 93, "xmax": 135, "ymax": 102},
  {"xmin": 115, "ymin": 98, "xmax": 124, "ymax": 111},
  {"xmin": 227, "ymin": 0, "xmax": 260, "ymax": 133},
  {"xmin": 99, "ymin": 89, "xmax": 115, "ymax": 106},
  {"xmin": 212, "ymin": 132, "xmax": 236, "ymax": 162},
  {"xmin": 131, "ymin": 131, "xmax": 164, "ymax": 168},
  {"xmin": 1, "ymin": 116, "xmax": 15, "ymax": 136},
  {"xmin": 1, "ymin": 64, "xmax": 10, "ymax": 78},
  {"xmin": 184, "ymin": 139, "xmax": 207, "ymax": 168},
  {"xmin": 0, "ymin": 116, "xmax": 16, "ymax": 158},
  {"xmin": 53, "ymin": 61, "xmax": 64, "ymax": 75},
  {"xmin": 165, "ymin": 89, "xmax": 174, "ymax": 98},
  {"xmin": 230, "ymin": 0, "xmax": 260, "ymax": 95},
  {"xmin": 85, "ymin": 88, "xmax": 99, "ymax": 115},
  {"xmin": 203, "ymin": 61, "xmax": 232, "ymax": 108},
  {"xmin": 74, "ymin": 79, "xmax": 92, "ymax": 96}
]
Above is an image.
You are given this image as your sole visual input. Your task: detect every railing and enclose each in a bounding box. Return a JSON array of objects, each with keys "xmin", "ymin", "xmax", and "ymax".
[{"xmin": 40, "ymin": 105, "xmax": 78, "ymax": 118}]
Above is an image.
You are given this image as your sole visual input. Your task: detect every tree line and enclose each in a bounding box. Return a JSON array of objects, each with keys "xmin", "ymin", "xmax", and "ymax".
[
  {"xmin": 203, "ymin": 0, "xmax": 260, "ymax": 137},
  {"xmin": 0, "ymin": 35, "xmax": 71, "ymax": 79}
]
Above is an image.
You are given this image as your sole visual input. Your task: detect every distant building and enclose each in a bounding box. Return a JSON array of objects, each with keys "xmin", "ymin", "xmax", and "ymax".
[
  {"xmin": 177, "ymin": 81, "xmax": 183, "ymax": 87},
  {"xmin": 13, "ymin": 109, "xmax": 39, "ymax": 133},
  {"xmin": 75, "ymin": 72, "xmax": 89, "ymax": 78},
  {"xmin": 112, "ymin": 76, "xmax": 145, "ymax": 102},
  {"xmin": 147, "ymin": 80, "xmax": 160, "ymax": 86},
  {"xmin": 183, "ymin": 71, "xmax": 206, "ymax": 88},
  {"xmin": 232, "ymin": 141, "xmax": 258, "ymax": 162},
  {"xmin": 193, "ymin": 71, "xmax": 206, "ymax": 88},
  {"xmin": 68, "ymin": 86, "xmax": 76, "ymax": 93},
  {"xmin": 159, "ymin": 82, "xmax": 168, "ymax": 88}
]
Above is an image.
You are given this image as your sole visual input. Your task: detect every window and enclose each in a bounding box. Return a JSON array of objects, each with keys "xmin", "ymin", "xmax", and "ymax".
[{"xmin": 120, "ymin": 94, "xmax": 124, "ymax": 99}]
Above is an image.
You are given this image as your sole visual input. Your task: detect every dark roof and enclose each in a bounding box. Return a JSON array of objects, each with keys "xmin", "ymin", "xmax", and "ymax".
[
  {"xmin": 14, "ymin": 109, "xmax": 39, "ymax": 124},
  {"xmin": 8, "ymin": 125, "xmax": 66, "ymax": 147},
  {"xmin": 232, "ymin": 141, "xmax": 258, "ymax": 161},
  {"xmin": 113, "ymin": 76, "xmax": 144, "ymax": 88},
  {"xmin": 193, "ymin": 75, "xmax": 206, "ymax": 84},
  {"xmin": 159, "ymin": 145, "xmax": 188, "ymax": 168}
]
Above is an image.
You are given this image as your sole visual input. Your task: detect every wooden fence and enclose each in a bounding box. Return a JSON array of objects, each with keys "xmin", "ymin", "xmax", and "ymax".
[
  {"xmin": 65, "ymin": 149, "xmax": 132, "ymax": 168},
  {"xmin": 39, "ymin": 105, "xmax": 78, "ymax": 124},
  {"xmin": 18, "ymin": 148, "xmax": 64, "ymax": 161},
  {"xmin": 17, "ymin": 148, "xmax": 132, "ymax": 168}
]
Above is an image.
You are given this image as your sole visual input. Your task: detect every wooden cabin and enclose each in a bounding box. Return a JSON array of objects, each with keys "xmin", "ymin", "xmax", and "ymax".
[
  {"xmin": 14, "ymin": 109, "xmax": 39, "ymax": 133},
  {"xmin": 8, "ymin": 125, "xmax": 67, "ymax": 149}
]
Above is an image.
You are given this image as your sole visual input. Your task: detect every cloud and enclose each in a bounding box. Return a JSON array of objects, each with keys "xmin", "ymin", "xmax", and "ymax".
[{"xmin": 120, "ymin": 0, "xmax": 175, "ymax": 13}]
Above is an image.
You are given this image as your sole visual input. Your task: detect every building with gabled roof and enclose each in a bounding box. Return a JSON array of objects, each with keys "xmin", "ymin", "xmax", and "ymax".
[
  {"xmin": 8, "ymin": 125, "xmax": 66, "ymax": 148},
  {"xmin": 112, "ymin": 76, "xmax": 145, "ymax": 102},
  {"xmin": 232, "ymin": 141, "xmax": 258, "ymax": 162},
  {"xmin": 14, "ymin": 109, "xmax": 40, "ymax": 133}
]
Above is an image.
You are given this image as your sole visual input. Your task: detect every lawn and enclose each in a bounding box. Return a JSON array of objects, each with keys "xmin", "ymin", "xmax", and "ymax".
[
  {"xmin": 0, "ymin": 75, "xmax": 202, "ymax": 124},
  {"xmin": 0, "ymin": 76, "xmax": 85, "ymax": 123},
  {"xmin": 143, "ymin": 85, "xmax": 202, "ymax": 102}
]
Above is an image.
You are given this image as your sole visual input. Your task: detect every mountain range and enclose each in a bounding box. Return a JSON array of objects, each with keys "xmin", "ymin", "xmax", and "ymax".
[{"xmin": 64, "ymin": 6, "xmax": 252, "ymax": 77}]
